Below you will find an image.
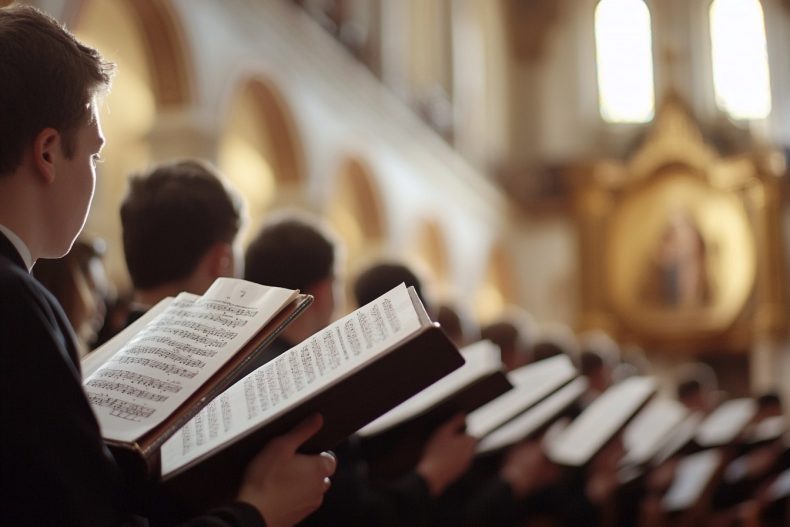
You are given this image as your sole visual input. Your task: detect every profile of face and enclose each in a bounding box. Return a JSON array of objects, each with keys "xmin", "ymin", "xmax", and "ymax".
[{"xmin": 44, "ymin": 105, "xmax": 104, "ymax": 258}]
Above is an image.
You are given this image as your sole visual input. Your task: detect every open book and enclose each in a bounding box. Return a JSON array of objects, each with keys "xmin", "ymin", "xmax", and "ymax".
[
  {"xmin": 466, "ymin": 354, "xmax": 577, "ymax": 440},
  {"xmin": 357, "ymin": 339, "xmax": 510, "ymax": 438},
  {"xmin": 476, "ymin": 376, "xmax": 588, "ymax": 455},
  {"xmin": 82, "ymin": 277, "xmax": 312, "ymax": 482},
  {"xmin": 158, "ymin": 283, "xmax": 464, "ymax": 493},
  {"xmin": 355, "ymin": 339, "xmax": 512, "ymax": 477},
  {"xmin": 545, "ymin": 376, "xmax": 656, "ymax": 466},
  {"xmin": 695, "ymin": 398, "xmax": 757, "ymax": 447},
  {"xmin": 662, "ymin": 449, "xmax": 723, "ymax": 511},
  {"xmin": 622, "ymin": 398, "xmax": 688, "ymax": 466}
]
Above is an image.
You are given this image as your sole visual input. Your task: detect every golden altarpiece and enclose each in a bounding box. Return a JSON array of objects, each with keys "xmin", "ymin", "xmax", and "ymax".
[{"xmin": 572, "ymin": 96, "xmax": 787, "ymax": 355}]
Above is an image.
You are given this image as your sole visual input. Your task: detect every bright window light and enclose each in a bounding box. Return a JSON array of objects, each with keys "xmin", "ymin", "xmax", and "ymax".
[
  {"xmin": 595, "ymin": 0, "xmax": 655, "ymax": 123},
  {"xmin": 710, "ymin": 0, "xmax": 772, "ymax": 120}
]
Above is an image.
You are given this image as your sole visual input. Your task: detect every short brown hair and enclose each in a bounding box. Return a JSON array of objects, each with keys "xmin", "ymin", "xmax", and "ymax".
[
  {"xmin": 0, "ymin": 5, "xmax": 114, "ymax": 175},
  {"xmin": 121, "ymin": 160, "xmax": 243, "ymax": 289},
  {"xmin": 244, "ymin": 211, "xmax": 337, "ymax": 291}
]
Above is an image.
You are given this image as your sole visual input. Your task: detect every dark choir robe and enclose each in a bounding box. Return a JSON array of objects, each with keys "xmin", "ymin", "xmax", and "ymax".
[{"xmin": 0, "ymin": 232, "xmax": 264, "ymax": 527}]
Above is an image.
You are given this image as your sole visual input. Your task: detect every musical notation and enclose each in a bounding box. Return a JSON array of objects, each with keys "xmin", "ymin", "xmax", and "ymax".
[
  {"xmin": 153, "ymin": 316, "xmax": 238, "ymax": 341},
  {"xmin": 122, "ymin": 345, "xmax": 206, "ymax": 369},
  {"xmin": 132, "ymin": 334, "xmax": 218, "ymax": 358},
  {"xmin": 198, "ymin": 299, "xmax": 258, "ymax": 318},
  {"xmin": 150, "ymin": 327, "xmax": 226, "ymax": 349},
  {"xmin": 165, "ymin": 308, "xmax": 249, "ymax": 330},
  {"xmin": 113, "ymin": 355, "xmax": 197, "ymax": 379},
  {"xmin": 86, "ymin": 379, "xmax": 168, "ymax": 402},
  {"xmin": 87, "ymin": 392, "xmax": 155, "ymax": 421},
  {"xmin": 95, "ymin": 368, "xmax": 181, "ymax": 393}
]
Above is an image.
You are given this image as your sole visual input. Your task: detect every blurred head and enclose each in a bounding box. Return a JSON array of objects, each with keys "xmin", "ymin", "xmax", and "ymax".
[
  {"xmin": 436, "ymin": 302, "xmax": 478, "ymax": 347},
  {"xmin": 352, "ymin": 261, "xmax": 430, "ymax": 313},
  {"xmin": 245, "ymin": 210, "xmax": 340, "ymax": 330},
  {"xmin": 676, "ymin": 362, "xmax": 718, "ymax": 413},
  {"xmin": 121, "ymin": 160, "xmax": 243, "ymax": 294},
  {"xmin": 531, "ymin": 322, "xmax": 579, "ymax": 364},
  {"xmin": 481, "ymin": 320, "xmax": 530, "ymax": 371}
]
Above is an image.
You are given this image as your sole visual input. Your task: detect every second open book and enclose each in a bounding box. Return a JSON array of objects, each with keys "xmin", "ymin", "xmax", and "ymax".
[{"xmin": 82, "ymin": 278, "xmax": 463, "ymax": 487}]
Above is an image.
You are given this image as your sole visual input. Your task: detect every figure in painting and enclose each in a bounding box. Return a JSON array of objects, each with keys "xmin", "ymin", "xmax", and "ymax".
[{"xmin": 641, "ymin": 207, "xmax": 711, "ymax": 309}]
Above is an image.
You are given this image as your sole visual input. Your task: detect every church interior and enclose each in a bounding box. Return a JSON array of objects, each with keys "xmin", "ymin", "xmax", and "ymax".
[{"xmin": 6, "ymin": 0, "xmax": 789, "ymax": 524}]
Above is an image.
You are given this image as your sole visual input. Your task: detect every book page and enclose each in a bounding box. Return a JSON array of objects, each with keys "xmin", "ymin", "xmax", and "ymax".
[
  {"xmin": 768, "ymin": 468, "xmax": 790, "ymax": 500},
  {"xmin": 466, "ymin": 354, "xmax": 576, "ymax": 439},
  {"xmin": 84, "ymin": 278, "xmax": 297, "ymax": 442},
  {"xmin": 653, "ymin": 412, "xmax": 704, "ymax": 466},
  {"xmin": 546, "ymin": 377, "xmax": 656, "ymax": 466},
  {"xmin": 695, "ymin": 398, "xmax": 757, "ymax": 447},
  {"xmin": 477, "ymin": 377, "xmax": 587, "ymax": 454},
  {"xmin": 81, "ymin": 299, "xmax": 172, "ymax": 379},
  {"xmin": 356, "ymin": 339, "xmax": 500, "ymax": 437},
  {"xmin": 662, "ymin": 449, "xmax": 722, "ymax": 511},
  {"xmin": 747, "ymin": 415, "xmax": 786, "ymax": 444},
  {"xmin": 622, "ymin": 398, "xmax": 688, "ymax": 465},
  {"xmin": 160, "ymin": 283, "xmax": 423, "ymax": 477}
]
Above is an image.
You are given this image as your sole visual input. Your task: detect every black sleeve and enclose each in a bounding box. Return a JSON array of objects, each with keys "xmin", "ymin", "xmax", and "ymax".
[{"xmin": 0, "ymin": 269, "xmax": 266, "ymax": 527}]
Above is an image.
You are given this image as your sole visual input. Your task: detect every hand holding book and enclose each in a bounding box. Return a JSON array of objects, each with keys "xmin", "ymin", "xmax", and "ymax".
[{"xmin": 237, "ymin": 414, "xmax": 336, "ymax": 527}]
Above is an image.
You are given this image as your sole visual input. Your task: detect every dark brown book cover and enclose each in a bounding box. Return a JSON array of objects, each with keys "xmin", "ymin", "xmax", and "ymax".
[
  {"xmin": 159, "ymin": 324, "xmax": 465, "ymax": 510},
  {"xmin": 358, "ymin": 368, "xmax": 513, "ymax": 479},
  {"xmin": 104, "ymin": 294, "xmax": 314, "ymax": 489}
]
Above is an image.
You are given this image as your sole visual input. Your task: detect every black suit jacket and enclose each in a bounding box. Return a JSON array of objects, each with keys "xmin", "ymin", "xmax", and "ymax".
[{"xmin": 0, "ymin": 233, "xmax": 264, "ymax": 527}]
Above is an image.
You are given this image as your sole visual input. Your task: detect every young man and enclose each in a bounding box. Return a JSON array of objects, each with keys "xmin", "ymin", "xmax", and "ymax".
[
  {"xmin": 120, "ymin": 159, "xmax": 244, "ymax": 321},
  {"xmin": 243, "ymin": 210, "xmax": 340, "ymax": 370},
  {"xmin": 0, "ymin": 6, "xmax": 333, "ymax": 526}
]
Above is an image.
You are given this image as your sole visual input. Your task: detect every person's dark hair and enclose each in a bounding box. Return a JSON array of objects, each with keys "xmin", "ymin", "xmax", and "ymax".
[
  {"xmin": 579, "ymin": 350, "xmax": 605, "ymax": 376},
  {"xmin": 0, "ymin": 5, "xmax": 114, "ymax": 175},
  {"xmin": 756, "ymin": 392, "xmax": 781, "ymax": 411},
  {"xmin": 532, "ymin": 340, "xmax": 568, "ymax": 363},
  {"xmin": 480, "ymin": 321, "xmax": 519, "ymax": 352},
  {"xmin": 244, "ymin": 211, "xmax": 336, "ymax": 291},
  {"xmin": 121, "ymin": 160, "xmax": 242, "ymax": 289},
  {"xmin": 352, "ymin": 262, "xmax": 427, "ymax": 310},
  {"xmin": 676, "ymin": 379, "xmax": 702, "ymax": 401}
]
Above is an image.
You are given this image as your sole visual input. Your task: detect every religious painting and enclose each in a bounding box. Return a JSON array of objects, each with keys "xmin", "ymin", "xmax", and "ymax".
[{"xmin": 605, "ymin": 169, "xmax": 756, "ymax": 336}]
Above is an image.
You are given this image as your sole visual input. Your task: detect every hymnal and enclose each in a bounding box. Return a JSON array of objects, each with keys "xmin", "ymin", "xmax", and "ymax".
[
  {"xmin": 546, "ymin": 376, "xmax": 656, "ymax": 466},
  {"xmin": 83, "ymin": 277, "xmax": 311, "ymax": 482},
  {"xmin": 695, "ymin": 398, "xmax": 757, "ymax": 447},
  {"xmin": 158, "ymin": 283, "xmax": 464, "ymax": 492},
  {"xmin": 357, "ymin": 339, "xmax": 508, "ymax": 438},
  {"xmin": 355, "ymin": 339, "xmax": 512, "ymax": 478},
  {"xmin": 476, "ymin": 377, "xmax": 588, "ymax": 455},
  {"xmin": 662, "ymin": 449, "xmax": 722, "ymax": 511},
  {"xmin": 466, "ymin": 354, "xmax": 577, "ymax": 439},
  {"xmin": 622, "ymin": 398, "xmax": 688, "ymax": 466}
]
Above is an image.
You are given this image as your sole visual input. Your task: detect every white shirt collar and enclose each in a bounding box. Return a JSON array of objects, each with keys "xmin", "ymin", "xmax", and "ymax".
[{"xmin": 0, "ymin": 224, "xmax": 34, "ymax": 271}]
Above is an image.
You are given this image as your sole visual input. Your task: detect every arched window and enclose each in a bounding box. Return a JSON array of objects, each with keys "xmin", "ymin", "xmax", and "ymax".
[
  {"xmin": 709, "ymin": 0, "xmax": 771, "ymax": 120},
  {"xmin": 595, "ymin": 0, "xmax": 655, "ymax": 123}
]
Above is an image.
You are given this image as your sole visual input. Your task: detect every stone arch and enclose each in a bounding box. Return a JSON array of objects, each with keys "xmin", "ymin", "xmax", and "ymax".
[
  {"xmin": 70, "ymin": 0, "xmax": 193, "ymax": 108},
  {"xmin": 327, "ymin": 156, "xmax": 386, "ymax": 268},
  {"xmin": 219, "ymin": 77, "xmax": 307, "ymax": 239},
  {"xmin": 475, "ymin": 241, "xmax": 517, "ymax": 323},
  {"xmin": 411, "ymin": 218, "xmax": 450, "ymax": 290}
]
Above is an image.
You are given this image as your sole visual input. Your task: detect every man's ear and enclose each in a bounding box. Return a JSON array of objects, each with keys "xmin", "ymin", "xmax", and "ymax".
[
  {"xmin": 32, "ymin": 128, "xmax": 61, "ymax": 184},
  {"xmin": 207, "ymin": 242, "xmax": 235, "ymax": 279}
]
